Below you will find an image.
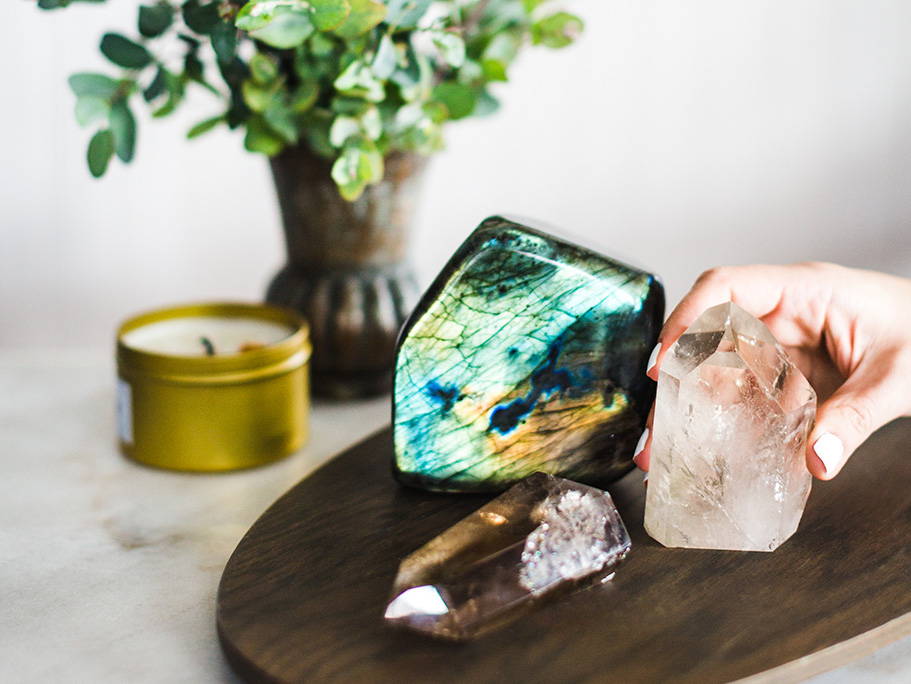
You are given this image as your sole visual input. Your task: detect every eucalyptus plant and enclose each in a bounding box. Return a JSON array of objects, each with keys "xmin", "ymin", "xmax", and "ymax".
[{"xmin": 40, "ymin": 0, "xmax": 583, "ymax": 199}]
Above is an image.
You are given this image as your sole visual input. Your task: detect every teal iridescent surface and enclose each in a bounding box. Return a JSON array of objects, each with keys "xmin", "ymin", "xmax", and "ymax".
[{"xmin": 393, "ymin": 217, "xmax": 665, "ymax": 492}]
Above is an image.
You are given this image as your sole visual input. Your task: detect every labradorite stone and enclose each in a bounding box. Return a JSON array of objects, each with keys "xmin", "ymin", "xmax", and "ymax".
[{"xmin": 393, "ymin": 217, "xmax": 665, "ymax": 492}]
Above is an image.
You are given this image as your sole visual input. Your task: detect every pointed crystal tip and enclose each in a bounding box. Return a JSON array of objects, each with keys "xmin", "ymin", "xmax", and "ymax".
[
  {"xmin": 645, "ymin": 301, "xmax": 816, "ymax": 552},
  {"xmin": 384, "ymin": 585, "xmax": 449, "ymax": 621},
  {"xmin": 384, "ymin": 473, "xmax": 631, "ymax": 640}
]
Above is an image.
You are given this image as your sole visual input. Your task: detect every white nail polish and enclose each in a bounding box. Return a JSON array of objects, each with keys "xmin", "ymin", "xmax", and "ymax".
[
  {"xmin": 813, "ymin": 432, "xmax": 844, "ymax": 474},
  {"xmin": 634, "ymin": 427, "xmax": 649, "ymax": 458},
  {"xmin": 646, "ymin": 343, "xmax": 661, "ymax": 374}
]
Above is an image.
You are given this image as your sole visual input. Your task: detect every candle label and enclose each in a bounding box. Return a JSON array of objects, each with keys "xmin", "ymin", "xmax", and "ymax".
[{"xmin": 117, "ymin": 378, "xmax": 134, "ymax": 444}]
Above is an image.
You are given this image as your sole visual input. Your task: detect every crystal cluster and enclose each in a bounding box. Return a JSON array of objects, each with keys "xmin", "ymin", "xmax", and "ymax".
[
  {"xmin": 644, "ymin": 302, "xmax": 816, "ymax": 552},
  {"xmin": 393, "ymin": 216, "xmax": 664, "ymax": 492},
  {"xmin": 384, "ymin": 473, "xmax": 631, "ymax": 640}
]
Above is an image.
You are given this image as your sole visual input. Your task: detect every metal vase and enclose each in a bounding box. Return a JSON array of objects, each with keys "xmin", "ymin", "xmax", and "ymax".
[{"xmin": 267, "ymin": 146, "xmax": 426, "ymax": 399}]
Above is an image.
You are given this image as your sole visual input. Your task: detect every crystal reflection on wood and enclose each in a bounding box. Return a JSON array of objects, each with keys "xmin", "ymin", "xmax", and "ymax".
[
  {"xmin": 644, "ymin": 302, "xmax": 816, "ymax": 552},
  {"xmin": 384, "ymin": 473, "xmax": 631, "ymax": 640},
  {"xmin": 393, "ymin": 216, "xmax": 664, "ymax": 492}
]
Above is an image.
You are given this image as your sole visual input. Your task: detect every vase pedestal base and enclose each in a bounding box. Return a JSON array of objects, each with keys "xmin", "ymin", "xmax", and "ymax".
[{"xmin": 266, "ymin": 264, "xmax": 419, "ymax": 399}]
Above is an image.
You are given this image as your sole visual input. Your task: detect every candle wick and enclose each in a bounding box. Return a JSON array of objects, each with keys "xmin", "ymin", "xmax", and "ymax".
[{"xmin": 200, "ymin": 336, "xmax": 216, "ymax": 356}]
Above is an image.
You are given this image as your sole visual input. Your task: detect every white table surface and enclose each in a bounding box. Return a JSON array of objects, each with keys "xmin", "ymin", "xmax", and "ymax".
[{"xmin": 1, "ymin": 351, "xmax": 908, "ymax": 683}]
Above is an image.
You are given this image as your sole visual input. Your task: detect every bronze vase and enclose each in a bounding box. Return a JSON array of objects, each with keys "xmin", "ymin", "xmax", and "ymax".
[{"xmin": 267, "ymin": 147, "xmax": 426, "ymax": 399}]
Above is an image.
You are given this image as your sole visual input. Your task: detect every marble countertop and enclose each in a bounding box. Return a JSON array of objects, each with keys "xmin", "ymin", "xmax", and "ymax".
[{"xmin": 1, "ymin": 351, "xmax": 908, "ymax": 683}]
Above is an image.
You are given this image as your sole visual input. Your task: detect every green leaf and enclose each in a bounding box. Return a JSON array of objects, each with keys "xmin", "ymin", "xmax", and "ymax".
[
  {"xmin": 473, "ymin": 89, "xmax": 500, "ymax": 117},
  {"xmin": 211, "ymin": 21, "xmax": 238, "ymax": 65},
  {"xmin": 331, "ymin": 96, "xmax": 370, "ymax": 116},
  {"xmin": 481, "ymin": 58, "xmax": 508, "ymax": 82},
  {"xmin": 110, "ymin": 100, "xmax": 137, "ymax": 162},
  {"xmin": 250, "ymin": 53, "xmax": 279, "ymax": 84},
  {"xmin": 290, "ymin": 81, "xmax": 319, "ymax": 112},
  {"xmin": 234, "ymin": 0, "xmax": 317, "ymax": 47},
  {"xmin": 302, "ymin": 108, "xmax": 335, "ymax": 157},
  {"xmin": 309, "ymin": 31, "xmax": 337, "ymax": 56},
  {"xmin": 334, "ymin": 59, "xmax": 384, "ymax": 101},
  {"xmin": 181, "ymin": 50, "xmax": 220, "ymax": 95},
  {"xmin": 423, "ymin": 100, "xmax": 448, "ymax": 124},
  {"xmin": 138, "ymin": 4, "xmax": 174, "ymax": 38},
  {"xmin": 219, "ymin": 55, "xmax": 249, "ymax": 88},
  {"xmin": 457, "ymin": 58, "xmax": 482, "ymax": 85},
  {"xmin": 531, "ymin": 12, "xmax": 584, "ymax": 48},
  {"xmin": 483, "ymin": 32, "xmax": 520, "ymax": 64},
  {"xmin": 522, "ymin": 0, "xmax": 546, "ymax": 12},
  {"xmin": 249, "ymin": 7, "xmax": 315, "ymax": 48},
  {"xmin": 390, "ymin": 101, "xmax": 443, "ymax": 154},
  {"xmin": 333, "ymin": 0, "xmax": 385, "ymax": 39},
  {"xmin": 331, "ymin": 145, "xmax": 366, "ymax": 200},
  {"xmin": 75, "ymin": 96, "xmax": 110, "ymax": 127},
  {"xmin": 331, "ymin": 138, "xmax": 383, "ymax": 200},
  {"xmin": 329, "ymin": 115, "xmax": 360, "ymax": 147},
  {"xmin": 385, "ymin": 0, "xmax": 432, "ymax": 29},
  {"xmin": 264, "ymin": 102, "xmax": 299, "ymax": 143},
  {"xmin": 236, "ymin": 0, "xmax": 306, "ymax": 30},
  {"xmin": 393, "ymin": 103, "xmax": 422, "ymax": 130},
  {"xmin": 242, "ymin": 80, "xmax": 277, "ymax": 112},
  {"xmin": 184, "ymin": 52, "xmax": 204, "ymax": 82},
  {"xmin": 227, "ymin": 87, "xmax": 252, "ymax": 128},
  {"xmin": 372, "ymin": 35, "xmax": 398, "ymax": 79},
  {"xmin": 360, "ymin": 139, "xmax": 383, "ymax": 182},
  {"xmin": 182, "ymin": 0, "xmax": 220, "ymax": 35},
  {"xmin": 87, "ymin": 129, "xmax": 115, "ymax": 178},
  {"xmin": 68, "ymin": 73, "xmax": 119, "ymax": 99},
  {"xmin": 431, "ymin": 30, "xmax": 465, "ymax": 68},
  {"xmin": 152, "ymin": 70, "xmax": 185, "ymax": 117},
  {"xmin": 100, "ymin": 33, "xmax": 152, "ymax": 69},
  {"xmin": 178, "ymin": 32, "xmax": 201, "ymax": 49},
  {"xmin": 390, "ymin": 45, "xmax": 431, "ymax": 101},
  {"xmin": 187, "ymin": 114, "xmax": 225, "ymax": 138},
  {"xmin": 432, "ymin": 82, "xmax": 476, "ymax": 119},
  {"xmin": 38, "ymin": 0, "xmax": 105, "ymax": 9},
  {"xmin": 360, "ymin": 105, "xmax": 381, "ymax": 139},
  {"xmin": 310, "ymin": 0, "xmax": 350, "ymax": 31},
  {"xmin": 244, "ymin": 116, "xmax": 285, "ymax": 155},
  {"xmin": 143, "ymin": 67, "xmax": 167, "ymax": 101}
]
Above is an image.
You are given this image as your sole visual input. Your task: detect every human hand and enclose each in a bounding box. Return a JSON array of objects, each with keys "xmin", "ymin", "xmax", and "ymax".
[{"xmin": 633, "ymin": 262, "xmax": 911, "ymax": 479}]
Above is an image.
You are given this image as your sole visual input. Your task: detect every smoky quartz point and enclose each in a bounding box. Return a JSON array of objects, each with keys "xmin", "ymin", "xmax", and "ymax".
[
  {"xmin": 393, "ymin": 216, "xmax": 664, "ymax": 492},
  {"xmin": 644, "ymin": 302, "xmax": 816, "ymax": 552},
  {"xmin": 384, "ymin": 473, "xmax": 631, "ymax": 640}
]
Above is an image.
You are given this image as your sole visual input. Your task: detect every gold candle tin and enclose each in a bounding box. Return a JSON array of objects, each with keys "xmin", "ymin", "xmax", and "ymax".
[{"xmin": 116, "ymin": 302, "xmax": 310, "ymax": 472}]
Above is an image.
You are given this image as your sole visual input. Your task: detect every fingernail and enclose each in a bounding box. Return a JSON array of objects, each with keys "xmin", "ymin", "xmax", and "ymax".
[
  {"xmin": 633, "ymin": 427, "xmax": 649, "ymax": 462},
  {"xmin": 646, "ymin": 343, "xmax": 661, "ymax": 375},
  {"xmin": 813, "ymin": 432, "xmax": 844, "ymax": 474}
]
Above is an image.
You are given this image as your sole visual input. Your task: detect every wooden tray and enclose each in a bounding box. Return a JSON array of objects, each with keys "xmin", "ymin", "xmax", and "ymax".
[{"xmin": 217, "ymin": 419, "xmax": 911, "ymax": 683}]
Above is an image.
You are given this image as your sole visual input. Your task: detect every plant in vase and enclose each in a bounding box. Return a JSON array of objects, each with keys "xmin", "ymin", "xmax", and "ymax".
[{"xmin": 41, "ymin": 0, "xmax": 585, "ymax": 397}]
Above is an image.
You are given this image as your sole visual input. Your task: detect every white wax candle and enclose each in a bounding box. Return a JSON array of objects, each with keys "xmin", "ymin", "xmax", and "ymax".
[{"xmin": 122, "ymin": 316, "xmax": 293, "ymax": 356}]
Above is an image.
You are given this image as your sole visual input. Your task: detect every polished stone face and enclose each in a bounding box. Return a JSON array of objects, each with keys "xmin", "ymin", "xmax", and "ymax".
[
  {"xmin": 384, "ymin": 473, "xmax": 631, "ymax": 640},
  {"xmin": 644, "ymin": 302, "xmax": 816, "ymax": 552},
  {"xmin": 393, "ymin": 217, "xmax": 664, "ymax": 492}
]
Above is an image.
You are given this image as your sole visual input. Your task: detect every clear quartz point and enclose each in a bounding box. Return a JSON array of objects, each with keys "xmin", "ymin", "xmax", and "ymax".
[
  {"xmin": 384, "ymin": 473, "xmax": 631, "ymax": 640},
  {"xmin": 644, "ymin": 301, "xmax": 816, "ymax": 552}
]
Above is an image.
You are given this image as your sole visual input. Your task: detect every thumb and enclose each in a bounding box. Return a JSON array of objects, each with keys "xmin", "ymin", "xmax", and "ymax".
[{"xmin": 808, "ymin": 358, "xmax": 904, "ymax": 480}]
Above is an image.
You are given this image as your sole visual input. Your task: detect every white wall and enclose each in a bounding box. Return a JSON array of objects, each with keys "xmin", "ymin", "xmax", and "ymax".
[{"xmin": 3, "ymin": 1, "xmax": 911, "ymax": 348}]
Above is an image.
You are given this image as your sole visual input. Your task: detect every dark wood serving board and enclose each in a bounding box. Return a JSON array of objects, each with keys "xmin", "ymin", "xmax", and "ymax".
[{"xmin": 217, "ymin": 419, "xmax": 911, "ymax": 683}]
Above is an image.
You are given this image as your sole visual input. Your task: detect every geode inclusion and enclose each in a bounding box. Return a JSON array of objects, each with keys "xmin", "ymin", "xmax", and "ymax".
[
  {"xmin": 644, "ymin": 301, "xmax": 816, "ymax": 552},
  {"xmin": 384, "ymin": 472, "xmax": 631, "ymax": 640},
  {"xmin": 393, "ymin": 217, "xmax": 664, "ymax": 492}
]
